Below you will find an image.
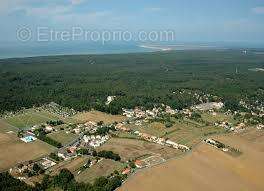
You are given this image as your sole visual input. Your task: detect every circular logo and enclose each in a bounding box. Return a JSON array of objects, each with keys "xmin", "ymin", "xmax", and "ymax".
[{"xmin": 17, "ymin": 27, "xmax": 32, "ymax": 42}]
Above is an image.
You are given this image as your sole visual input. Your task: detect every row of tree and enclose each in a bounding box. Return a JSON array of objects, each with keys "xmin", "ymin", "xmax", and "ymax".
[{"xmin": 0, "ymin": 168, "xmax": 124, "ymax": 191}]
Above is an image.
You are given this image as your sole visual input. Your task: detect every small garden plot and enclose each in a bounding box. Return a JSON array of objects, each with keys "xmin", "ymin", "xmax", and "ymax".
[
  {"xmin": 47, "ymin": 131, "xmax": 78, "ymax": 146},
  {"xmin": 75, "ymin": 159, "xmax": 124, "ymax": 184},
  {"xmin": 49, "ymin": 156, "xmax": 89, "ymax": 176}
]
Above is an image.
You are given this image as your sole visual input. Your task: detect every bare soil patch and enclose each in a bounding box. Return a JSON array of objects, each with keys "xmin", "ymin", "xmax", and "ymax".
[
  {"xmin": 0, "ymin": 133, "xmax": 55, "ymax": 171},
  {"xmin": 119, "ymin": 129, "xmax": 264, "ymax": 191}
]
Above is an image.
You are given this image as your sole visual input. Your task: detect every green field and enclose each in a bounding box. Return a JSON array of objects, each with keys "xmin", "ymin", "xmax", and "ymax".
[
  {"xmin": 47, "ymin": 131, "xmax": 78, "ymax": 146},
  {"xmin": 201, "ymin": 112, "xmax": 237, "ymax": 124},
  {"xmin": 126, "ymin": 122, "xmax": 181, "ymax": 137},
  {"xmin": 165, "ymin": 120, "xmax": 227, "ymax": 147},
  {"xmin": 3, "ymin": 109, "xmax": 63, "ymax": 129}
]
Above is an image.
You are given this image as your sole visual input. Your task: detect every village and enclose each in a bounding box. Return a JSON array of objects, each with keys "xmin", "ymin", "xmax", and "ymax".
[{"xmin": 1, "ymin": 93, "xmax": 263, "ymax": 188}]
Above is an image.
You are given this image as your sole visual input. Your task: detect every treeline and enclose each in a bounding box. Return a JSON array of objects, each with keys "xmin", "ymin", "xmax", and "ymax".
[
  {"xmin": 38, "ymin": 135, "xmax": 62, "ymax": 148},
  {"xmin": 34, "ymin": 129, "xmax": 62, "ymax": 148},
  {"xmin": 46, "ymin": 120, "xmax": 64, "ymax": 127},
  {"xmin": 0, "ymin": 172, "xmax": 33, "ymax": 191},
  {"xmin": 96, "ymin": 150, "xmax": 121, "ymax": 161},
  {"xmin": 0, "ymin": 168, "xmax": 124, "ymax": 191}
]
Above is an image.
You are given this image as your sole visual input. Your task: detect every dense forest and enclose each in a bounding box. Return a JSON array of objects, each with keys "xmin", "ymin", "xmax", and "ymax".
[{"xmin": 0, "ymin": 50, "xmax": 263, "ymax": 113}]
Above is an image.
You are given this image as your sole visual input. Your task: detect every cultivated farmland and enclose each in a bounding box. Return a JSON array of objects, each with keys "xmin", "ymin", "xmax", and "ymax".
[
  {"xmin": 119, "ymin": 129, "xmax": 264, "ymax": 191},
  {"xmin": 47, "ymin": 131, "xmax": 78, "ymax": 146},
  {"xmin": 0, "ymin": 133, "xmax": 55, "ymax": 171}
]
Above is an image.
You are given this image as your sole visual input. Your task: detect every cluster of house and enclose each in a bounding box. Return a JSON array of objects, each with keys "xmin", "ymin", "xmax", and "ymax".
[
  {"xmin": 73, "ymin": 121, "xmax": 99, "ymax": 135},
  {"xmin": 133, "ymin": 131, "xmax": 190, "ymax": 151},
  {"xmin": 122, "ymin": 105, "xmax": 177, "ymax": 120},
  {"xmin": 257, "ymin": 124, "xmax": 264, "ymax": 130},
  {"xmin": 31, "ymin": 124, "xmax": 55, "ymax": 133},
  {"xmin": 214, "ymin": 121, "xmax": 246, "ymax": 132},
  {"xmin": 57, "ymin": 133, "xmax": 109, "ymax": 160},
  {"xmin": 121, "ymin": 160, "xmax": 146, "ymax": 175},
  {"xmin": 39, "ymin": 102, "xmax": 77, "ymax": 118},
  {"xmin": 10, "ymin": 157, "xmax": 56, "ymax": 179},
  {"xmin": 83, "ymin": 134, "xmax": 110, "ymax": 148},
  {"xmin": 204, "ymin": 138, "xmax": 229, "ymax": 152},
  {"xmin": 114, "ymin": 120, "xmax": 190, "ymax": 151},
  {"xmin": 239, "ymin": 99, "xmax": 264, "ymax": 113}
]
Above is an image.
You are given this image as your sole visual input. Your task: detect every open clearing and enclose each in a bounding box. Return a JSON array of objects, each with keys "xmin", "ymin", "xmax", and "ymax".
[
  {"xmin": 72, "ymin": 110, "xmax": 126, "ymax": 124},
  {"xmin": 0, "ymin": 133, "xmax": 55, "ymax": 171},
  {"xmin": 0, "ymin": 119, "xmax": 18, "ymax": 133},
  {"xmin": 126, "ymin": 122, "xmax": 173, "ymax": 137},
  {"xmin": 126, "ymin": 120, "xmax": 226, "ymax": 148},
  {"xmin": 47, "ymin": 131, "xmax": 78, "ymax": 146},
  {"xmin": 76, "ymin": 159, "xmax": 124, "ymax": 184},
  {"xmin": 3, "ymin": 109, "xmax": 63, "ymax": 129},
  {"xmin": 165, "ymin": 120, "xmax": 226, "ymax": 147},
  {"xmin": 119, "ymin": 129, "xmax": 264, "ymax": 191},
  {"xmin": 97, "ymin": 138, "xmax": 181, "ymax": 161},
  {"xmin": 201, "ymin": 112, "xmax": 237, "ymax": 124}
]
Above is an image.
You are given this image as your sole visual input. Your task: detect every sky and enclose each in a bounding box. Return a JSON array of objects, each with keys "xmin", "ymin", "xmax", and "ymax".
[{"xmin": 0, "ymin": 0, "xmax": 264, "ymax": 46}]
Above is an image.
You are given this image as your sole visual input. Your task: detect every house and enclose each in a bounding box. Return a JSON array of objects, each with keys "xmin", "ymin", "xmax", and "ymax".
[
  {"xmin": 257, "ymin": 124, "xmax": 264, "ymax": 130},
  {"xmin": 45, "ymin": 126, "xmax": 53, "ymax": 133},
  {"xmin": 73, "ymin": 128, "xmax": 81, "ymax": 134},
  {"xmin": 57, "ymin": 150, "xmax": 68, "ymax": 159},
  {"xmin": 58, "ymin": 149, "xmax": 76, "ymax": 160},
  {"xmin": 165, "ymin": 106, "xmax": 176, "ymax": 115},
  {"xmin": 134, "ymin": 160, "xmax": 144, "ymax": 168},
  {"xmin": 122, "ymin": 168, "xmax": 131, "ymax": 175},
  {"xmin": 165, "ymin": 140, "xmax": 179, "ymax": 149},
  {"xmin": 122, "ymin": 109, "xmax": 134, "ymax": 118},
  {"xmin": 106, "ymin": 96, "xmax": 116, "ymax": 105},
  {"xmin": 83, "ymin": 135, "xmax": 91, "ymax": 143},
  {"xmin": 67, "ymin": 146, "xmax": 77, "ymax": 154},
  {"xmin": 39, "ymin": 158, "xmax": 56, "ymax": 169}
]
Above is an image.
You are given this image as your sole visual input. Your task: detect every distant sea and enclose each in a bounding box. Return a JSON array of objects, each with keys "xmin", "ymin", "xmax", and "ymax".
[
  {"xmin": 0, "ymin": 42, "xmax": 151, "ymax": 59},
  {"xmin": 0, "ymin": 41, "xmax": 263, "ymax": 59}
]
